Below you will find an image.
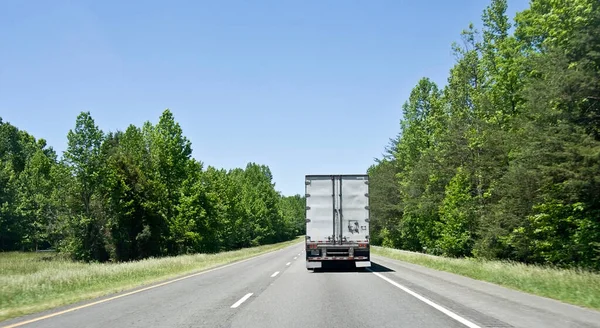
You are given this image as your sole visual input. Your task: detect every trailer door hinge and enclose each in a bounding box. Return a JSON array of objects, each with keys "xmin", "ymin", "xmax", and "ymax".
[{"xmin": 306, "ymin": 206, "xmax": 311, "ymax": 210}]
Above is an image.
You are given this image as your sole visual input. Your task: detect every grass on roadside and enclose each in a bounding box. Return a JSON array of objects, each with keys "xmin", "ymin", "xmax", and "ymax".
[
  {"xmin": 0, "ymin": 237, "xmax": 303, "ymax": 323},
  {"xmin": 372, "ymin": 246, "xmax": 600, "ymax": 311}
]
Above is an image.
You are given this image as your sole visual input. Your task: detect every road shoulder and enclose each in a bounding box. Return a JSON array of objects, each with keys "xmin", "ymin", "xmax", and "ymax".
[
  {"xmin": 1, "ymin": 240, "xmax": 303, "ymax": 328},
  {"xmin": 372, "ymin": 254, "xmax": 600, "ymax": 328}
]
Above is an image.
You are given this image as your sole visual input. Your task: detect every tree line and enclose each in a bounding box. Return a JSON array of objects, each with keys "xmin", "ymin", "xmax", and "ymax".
[
  {"xmin": 0, "ymin": 110, "xmax": 305, "ymax": 262},
  {"xmin": 368, "ymin": 0, "xmax": 600, "ymax": 270}
]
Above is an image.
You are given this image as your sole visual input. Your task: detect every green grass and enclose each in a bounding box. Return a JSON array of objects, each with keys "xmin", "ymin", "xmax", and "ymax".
[
  {"xmin": 0, "ymin": 237, "xmax": 303, "ymax": 322},
  {"xmin": 372, "ymin": 246, "xmax": 600, "ymax": 311}
]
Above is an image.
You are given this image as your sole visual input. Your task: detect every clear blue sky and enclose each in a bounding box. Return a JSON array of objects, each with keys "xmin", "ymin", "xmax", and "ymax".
[{"xmin": 0, "ymin": 0, "xmax": 528, "ymax": 196}]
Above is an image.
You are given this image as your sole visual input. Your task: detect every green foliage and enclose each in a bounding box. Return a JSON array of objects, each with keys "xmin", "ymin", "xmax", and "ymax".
[
  {"xmin": 0, "ymin": 110, "xmax": 303, "ymax": 262},
  {"xmin": 508, "ymin": 202, "xmax": 600, "ymax": 269},
  {"xmin": 16, "ymin": 149, "xmax": 56, "ymax": 251},
  {"xmin": 369, "ymin": 0, "xmax": 600, "ymax": 270},
  {"xmin": 367, "ymin": 160, "xmax": 401, "ymax": 246},
  {"xmin": 436, "ymin": 167, "xmax": 476, "ymax": 257},
  {"xmin": 61, "ymin": 112, "xmax": 108, "ymax": 261},
  {"xmin": 515, "ymin": 0, "xmax": 597, "ymax": 51},
  {"xmin": 278, "ymin": 194, "xmax": 306, "ymax": 240},
  {"xmin": 64, "ymin": 111, "xmax": 104, "ymax": 217},
  {"xmin": 0, "ymin": 120, "xmax": 59, "ymax": 251}
]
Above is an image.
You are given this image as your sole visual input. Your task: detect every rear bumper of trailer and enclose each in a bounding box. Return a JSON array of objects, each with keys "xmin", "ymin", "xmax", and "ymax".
[{"xmin": 306, "ymin": 257, "xmax": 371, "ymax": 269}]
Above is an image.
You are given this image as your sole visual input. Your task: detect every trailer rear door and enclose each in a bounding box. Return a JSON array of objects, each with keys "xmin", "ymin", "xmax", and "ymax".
[
  {"xmin": 339, "ymin": 175, "xmax": 369, "ymax": 243},
  {"xmin": 305, "ymin": 176, "xmax": 334, "ymax": 243}
]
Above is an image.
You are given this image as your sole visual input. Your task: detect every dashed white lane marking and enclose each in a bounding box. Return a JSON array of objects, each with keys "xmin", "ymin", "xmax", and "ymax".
[
  {"xmin": 294, "ymin": 257, "xmax": 297, "ymax": 260},
  {"xmin": 231, "ymin": 293, "xmax": 253, "ymax": 308},
  {"xmin": 368, "ymin": 270, "xmax": 481, "ymax": 328},
  {"xmin": 271, "ymin": 271, "xmax": 280, "ymax": 278},
  {"xmin": 286, "ymin": 262, "xmax": 291, "ymax": 266},
  {"xmin": 2, "ymin": 243, "xmax": 302, "ymax": 328}
]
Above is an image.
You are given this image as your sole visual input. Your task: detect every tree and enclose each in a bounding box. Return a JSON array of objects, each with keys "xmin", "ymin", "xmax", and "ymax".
[
  {"xmin": 144, "ymin": 109, "xmax": 193, "ymax": 254},
  {"xmin": 0, "ymin": 119, "xmax": 59, "ymax": 251},
  {"xmin": 278, "ymin": 194, "xmax": 306, "ymax": 239},
  {"xmin": 1, "ymin": 110, "xmax": 310, "ymax": 260},
  {"xmin": 436, "ymin": 167, "xmax": 476, "ymax": 257},
  {"xmin": 0, "ymin": 119, "xmax": 24, "ymax": 250},
  {"xmin": 515, "ymin": 0, "xmax": 597, "ymax": 51},
  {"xmin": 63, "ymin": 111, "xmax": 104, "ymax": 217},
  {"xmin": 367, "ymin": 160, "xmax": 402, "ymax": 247},
  {"xmin": 61, "ymin": 111, "xmax": 107, "ymax": 261},
  {"xmin": 101, "ymin": 126, "xmax": 165, "ymax": 261},
  {"xmin": 16, "ymin": 148, "xmax": 56, "ymax": 250},
  {"xmin": 368, "ymin": 0, "xmax": 600, "ymax": 270}
]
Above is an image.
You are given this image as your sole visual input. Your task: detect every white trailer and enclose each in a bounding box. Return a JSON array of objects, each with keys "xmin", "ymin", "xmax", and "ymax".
[{"xmin": 304, "ymin": 174, "xmax": 371, "ymax": 269}]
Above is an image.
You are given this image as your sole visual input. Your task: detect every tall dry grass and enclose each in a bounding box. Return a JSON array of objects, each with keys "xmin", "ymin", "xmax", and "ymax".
[
  {"xmin": 0, "ymin": 237, "xmax": 302, "ymax": 322},
  {"xmin": 372, "ymin": 246, "xmax": 600, "ymax": 310}
]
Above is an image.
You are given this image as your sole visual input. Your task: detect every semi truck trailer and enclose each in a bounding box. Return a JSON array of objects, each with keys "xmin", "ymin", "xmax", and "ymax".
[{"xmin": 305, "ymin": 174, "xmax": 371, "ymax": 270}]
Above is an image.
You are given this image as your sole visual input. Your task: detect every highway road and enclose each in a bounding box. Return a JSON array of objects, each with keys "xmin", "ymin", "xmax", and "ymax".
[{"xmin": 2, "ymin": 242, "xmax": 600, "ymax": 328}]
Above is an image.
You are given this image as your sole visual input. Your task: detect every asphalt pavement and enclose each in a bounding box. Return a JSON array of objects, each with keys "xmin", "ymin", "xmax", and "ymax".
[{"xmin": 2, "ymin": 242, "xmax": 599, "ymax": 328}]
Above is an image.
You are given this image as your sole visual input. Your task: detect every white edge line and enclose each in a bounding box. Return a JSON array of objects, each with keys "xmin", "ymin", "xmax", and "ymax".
[
  {"xmin": 2, "ymin": 242, "xmax": 303, "ymax": 328},
  {"xmin": 230, "ymin": 293, "xmax": 253, "ymax": 308},
  {"xmin": 368, "ymin": 270, "xmax": 481, "ymax": 328},
  {"xmin": 286, "ymin": 262, "xmax": 291, "ymax": 266},
  {"xmin": 270, "ymin": 271, "xmax": 280, "ymax": 278}
]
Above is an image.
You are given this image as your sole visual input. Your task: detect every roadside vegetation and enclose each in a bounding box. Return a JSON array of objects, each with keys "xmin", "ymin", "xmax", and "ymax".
[
  {"xmin": 373, "ymin": 246, "xmax": 600, "ymax": 311},
  {"xmin": 0, "ymin": 237, "xmax": 302, "ymax": 322},
  {"xmin": 1, "ymin": 107, "xmax": 306, "ymax": 321},
  {"xmin": 368, "ymin": 0, "xmax": 600, "ymax": 272},
  {"xmin": 1, "ymin": 109, "xmax": 305, "ymax": 262}
]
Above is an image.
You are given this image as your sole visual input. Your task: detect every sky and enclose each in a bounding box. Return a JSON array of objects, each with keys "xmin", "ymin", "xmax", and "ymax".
[{"xmin": 0, "ymin": 0, "xmax": 529, "ymax": 196}]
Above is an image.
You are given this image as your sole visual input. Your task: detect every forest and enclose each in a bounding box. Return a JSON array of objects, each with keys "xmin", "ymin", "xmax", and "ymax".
[
  {"xmin": 2, "ymin": 0, "xmax": 598, "ymax": 272},
  {"xmin": 368, "ymin": 0, "xmax": 600, "ymax": 270},
  {"xmin": 0, "ymin": 110, "xmax": 305, "ymax": 262}
]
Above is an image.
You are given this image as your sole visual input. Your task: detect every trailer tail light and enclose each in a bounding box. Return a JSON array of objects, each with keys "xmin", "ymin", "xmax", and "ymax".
[
  {"xmin": 358, "ymin": 243, "xmax": 367, "ymax": 248},
  {"xmin": 307, "ymin": 243, "xmax": 318, "ymax": 249}
]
